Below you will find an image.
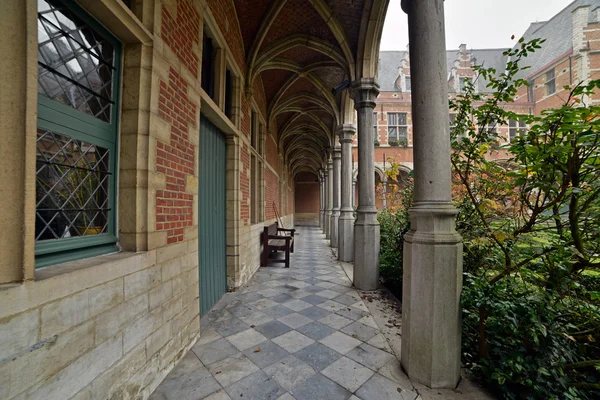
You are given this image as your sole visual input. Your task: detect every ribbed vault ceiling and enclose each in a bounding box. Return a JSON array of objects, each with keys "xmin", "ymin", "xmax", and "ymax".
[{"xmin": 233, "ymin": 0, "xmax": 389, "ymax": 178}]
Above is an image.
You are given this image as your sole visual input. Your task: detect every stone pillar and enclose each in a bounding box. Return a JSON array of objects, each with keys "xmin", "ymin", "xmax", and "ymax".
[
  {"xmin": 325, "ymin": 156, "xmax": 334, "ymax": 239},
  {"xmin": 351, "ymin": 79, "xmax": 380, "ymax": 290},
  {"xmin": 401, "ymin": 0, "xmax": 463, "ymax": 389},
  {"xmin": 382, "ymin": 176, "xmax": 388, "ymax": 209},
  {"xmin": 322, "ymin": 169, "xmax": 328, "ymax": 235},
  {"xmin": 330, "ymin": 145, "xmax": 341, "ymax": 248},
  {"xmin": 352, "ymin": 178, "xmax": 357, "ymax": 208},
  {"xmin": 318, "ymin": 171, "xmax": 324, "ymax": 230},
  {"xmin": 338, "ymin": 125, "xmax": 355, "ymax": 262}
]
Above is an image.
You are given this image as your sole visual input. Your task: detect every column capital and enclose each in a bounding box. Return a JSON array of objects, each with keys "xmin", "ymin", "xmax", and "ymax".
[
  {"xmin": 336, "ymin": 124, "xmax": 356, "ymax": 143},
  {"xmin": 401, "ymin": 0, "xmax": 411, "ymax": 13},
  {"xmin": 327, "ymin": 157, "xmax": 333, "ymax": 167},
  {"xmin": 351, "ymin": 78, "xmax": 380, "ymax": 109}
]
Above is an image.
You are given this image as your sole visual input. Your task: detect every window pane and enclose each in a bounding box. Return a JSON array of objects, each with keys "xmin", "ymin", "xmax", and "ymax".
[
  {"xmin": 398, "ymin": 127, "xmax": 407, "ymax": 138},
  {"xmin": 405, "ymin": 76, "xmax": 411, "ymax": 92},
  {"xmin": 36, "ymin": 129, "xmax": 111, "ymax": 241},
  {"xmin": 388, "ymin": 113, "xmax": 397, "ymax": 126},
  {"xmin": 388, "ymin": 126, "xmax": 397, "ymax": 140},
  {"xmin": 398, "ymin": 113, "xmax": 407, "ymax": 126},
  {"xmin": 37, "ymin": 0, "xmax": 116, "ymax": 122}
]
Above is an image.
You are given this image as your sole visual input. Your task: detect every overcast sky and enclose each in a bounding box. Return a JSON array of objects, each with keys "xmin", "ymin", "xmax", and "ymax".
[{"xmin": 381, "ymin": 0, "xmax": 572, "ymax": 51}]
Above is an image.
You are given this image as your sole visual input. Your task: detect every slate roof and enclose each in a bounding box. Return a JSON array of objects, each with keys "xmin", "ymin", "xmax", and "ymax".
[
  {"xmin": 515, "ymin": 0, "xmax": 600, "ymax": 79},
  {"xmin": 377, "ymin": 48, "xmax": 508, "ymax": 92}
]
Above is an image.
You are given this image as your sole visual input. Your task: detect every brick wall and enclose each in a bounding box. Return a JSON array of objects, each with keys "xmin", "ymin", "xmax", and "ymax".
[
  {"xmin": 265, "ymin": 168, "xmax": 279, "ymax": 221},
  {"xmin": 156, "ymin": 68, "xmax": 196, "ymax": 244}
]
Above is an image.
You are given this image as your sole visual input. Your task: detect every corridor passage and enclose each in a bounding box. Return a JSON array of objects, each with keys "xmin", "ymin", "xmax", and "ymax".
[{"xmin": 150, "ymin": 226, "xmax": 417, "ymax": 400}]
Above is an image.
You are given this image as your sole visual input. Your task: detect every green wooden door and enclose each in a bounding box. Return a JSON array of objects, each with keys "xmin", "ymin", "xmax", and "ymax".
[{"xmin": 198, "ymin": 115, "xmax": 227, "ymax": 316}]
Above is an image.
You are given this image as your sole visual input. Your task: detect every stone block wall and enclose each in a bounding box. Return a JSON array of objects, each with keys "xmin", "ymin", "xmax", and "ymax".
[{"xmin": 0, "ymin": 247, "xmax": 199, "ymax": 400}]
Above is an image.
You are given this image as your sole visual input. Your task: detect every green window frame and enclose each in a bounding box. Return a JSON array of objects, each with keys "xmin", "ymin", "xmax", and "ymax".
[{"xmin": 35, "ymin": 0, "xmax": 122, "ymax": 268}]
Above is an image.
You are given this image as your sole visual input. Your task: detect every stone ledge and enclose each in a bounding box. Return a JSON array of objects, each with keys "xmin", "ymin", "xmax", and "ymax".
[{"xmin": 0, "ymin": 251, "xmax": 155, "ymax": 320}]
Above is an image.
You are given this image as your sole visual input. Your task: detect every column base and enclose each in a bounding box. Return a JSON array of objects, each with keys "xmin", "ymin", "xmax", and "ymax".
[
  {"xmin": 353, "ymin": 212, "xmax": 380, "ymax": 290},
  {"xmin": 330, "ymin": 210, "xmax": 340, "ymax": 248},
  {"xmin": 401, "ymin": 204, "xmax": 463, "ymax": 389},
  {"xmin": 338, "ymin": 212, "xmax": 354, "ymax": 262}
]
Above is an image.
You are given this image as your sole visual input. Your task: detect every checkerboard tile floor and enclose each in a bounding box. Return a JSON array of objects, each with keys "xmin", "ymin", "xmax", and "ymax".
[{"xmin": 149, "ymin": 226, "xmax": 417, "ymax": 400}]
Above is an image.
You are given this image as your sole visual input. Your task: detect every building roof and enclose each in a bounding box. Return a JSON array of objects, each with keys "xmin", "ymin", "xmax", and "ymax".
[
  {"xmin": 515, "ymin": 0, "xmax": 600, "ymax": 79},
  {"xmin": 377, "ymin": 48, "xmax": 508, "ymax": 92},
  {"xmin": 378, "ymin": 50, "xmax": 407, "ymax": 92}
]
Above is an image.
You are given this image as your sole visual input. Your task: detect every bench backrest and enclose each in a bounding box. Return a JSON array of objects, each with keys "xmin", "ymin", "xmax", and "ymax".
[{"xmin": 266, "ymin": 223, "xmax": 278, "ymax": 236}]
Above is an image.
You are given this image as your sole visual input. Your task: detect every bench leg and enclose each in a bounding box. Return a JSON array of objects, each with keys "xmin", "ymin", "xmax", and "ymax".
[
  {"xmin": 261, "ymin": 246, "xmax": 268, "ymax": 267},
  {"xmin": 285, "ymin": 248, "xmax": 290, "ymax": 268}
]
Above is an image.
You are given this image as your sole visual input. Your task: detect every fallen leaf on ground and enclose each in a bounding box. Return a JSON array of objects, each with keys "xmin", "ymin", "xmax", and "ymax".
[{"xmin": 254, "ymin": 347, "xmax": 261, "ymax": 353}]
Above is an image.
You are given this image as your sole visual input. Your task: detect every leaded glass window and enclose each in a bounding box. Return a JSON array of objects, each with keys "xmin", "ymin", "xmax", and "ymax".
[
  {"xmin": 38, "ymin": 0, "xmax": 116, "ymax": 122},
  {"xmin": 36, "ymin": 130, "xmax": 111, "ymax": 240},
  {"xmin": 36, "ymin": 0, "xmax": 121, "ymax": 268}
]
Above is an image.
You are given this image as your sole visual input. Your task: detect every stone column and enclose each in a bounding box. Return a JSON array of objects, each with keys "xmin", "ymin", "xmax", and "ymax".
[
  {"xmin": 330, "ymin": 145, "xmax": 341, "ymax": 248},
  {"xmin": 318, "ymin": 171, "xmax": 324, "ymax": 230},
  {"xmin": 351, "ymin": 79, "xmax": 380, "ymax": 290},
  {"xmin": 352, "ymin": 178, "xmax": 357, "ymax": 208},
  {"xmin": 382, "ymin": 176, "xmax": 388, "ymax": 209},
  {"xmin": 322, "ymin": 168, "xmax": 328, "ymax": 235},
  {"xmin": 325, "ymin": 156, "xmax": 334, "ymax": 239},
  {"xmin": 401, "ymin": 0, "xmax": 463, "ymax": 389},
  {"xmin": 338, "ymin": 125, "xmax": 355, "ymax": 262}
]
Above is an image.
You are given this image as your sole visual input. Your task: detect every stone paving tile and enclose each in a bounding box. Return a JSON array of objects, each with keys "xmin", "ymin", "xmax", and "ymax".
[
  {"xmin": 254, "ymin": 320, "xmax": 293, "ymax": 339},
  {"xmin": 335, "ymin": 306, "xmax": 369, "ymax": 321},
  {"xmin": 225, "ymin": 370, "xmax": 287, "ymax": 400},
  {"xmin": 272, "ymin": 330, "xmax": 315, "ymax": 353},
  {"xmin": 318, "ymin": 313, "xmax": 353, "ymax": 330},
  {"xmin": 263, "ymin": 304, "xmax": 295, "ymax": 319},
  {"xmin": 263, "ymin": 355, "xmax": 316, "ymax": 390},
  {"xmin": 298, "ymin": 305, "xmax": 331, "ymax": 320},
  {"xmin": 281, "ymin": 299, "xmax": 312, "ymax": 312},
  {"xmin": 319, "ymin": 331, "xmax": 362, "ymax": 355},
  {"xmin": 346, "ymin": 343, "xmax": 396, "ymax": 371},
  {"xmin": 290, "ymin": 373, "xmax": 351, "ymax": 400},
  {"xmin": 340, "ymin": 321, "xmax": 378, "ymax": 342},
  {"xmin": 357, "ymin": 315, "xmax": 378, "ymax": 329},
  {"xmin": 226, "ymin": 329, "xmax": 268, "ymax": 351},
  {"xmin": 203, "ymin": 390, "xmax": 232, "ymax": 400},
  {"xmin": 295, "ymin": 321, "xmax": 336, "ymax": 341},
  {"xmin": 208, "ymin": 353, "xmax": 260, "ymax": 387},
  {"xmin": 355, "ymin": 373, "xmax": 419, "ymax": 400},
  {"xmin": 270, "ymin": 293, "xmax": 294, "ymax": 303},
  {"xmin": 367, "ymin": 333, "xmax": 393, "ymax": 353},
  {"xmin": 238, "ymin": 311, "xmax": 274, "ymax": 326},
  {"xmin": 242, "ymin": 340, "xmax": 290, "ymax": 368},
  {"xmin": 333, "ymin": 293, "xmax": 361, "ymax": 306},
  {"xmin": 215, "ymin": 317, "xmax": 249, "ymax": 337},
  {"xmin": 316, "ymin": 289, "xmax": 342, "ymax": 299},
  {"xmin": 250, "ymin": 298, "xmax": 279, "ymax": 310},
  {"xmin": 277, "ymin": 312, "xmax": 313, "ymax": 329},
  {"xmin": 321, "ymin": 357, "xmax": 375, "ymax": 392},
  {"xmin": 192, "ymin": 337, "xmax": 239, "ymax": 366},
  {"xmin": 294, "ymin": 343, "xmax": 343, "ymax": 371},
  {"xmin": 300, "ymin": 294, "xmax": 328, "ymax": 305},
  {"xmin": 149, "ymin": 352, "xmax": 221, "ymax": 400}
]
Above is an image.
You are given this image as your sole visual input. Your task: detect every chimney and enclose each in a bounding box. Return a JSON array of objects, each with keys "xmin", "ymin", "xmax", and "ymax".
[
  {"xmin": 573, "ymin": 5, "xmax": 591, "ymax": 52},
  {"xmin": 459, "ymin": 43, "xmax": 467, "ymax": 53}
]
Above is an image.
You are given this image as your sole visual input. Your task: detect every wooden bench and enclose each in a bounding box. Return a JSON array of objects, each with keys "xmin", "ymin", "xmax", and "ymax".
[{"xmin": 261, "ymin": 222, "xmax": 295, "ymax": 268}]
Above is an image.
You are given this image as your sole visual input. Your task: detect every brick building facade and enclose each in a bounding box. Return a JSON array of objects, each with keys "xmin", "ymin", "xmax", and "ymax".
[{"xmin": 343, "ymin": 0, "xmax": 600, "ymax": 210}]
